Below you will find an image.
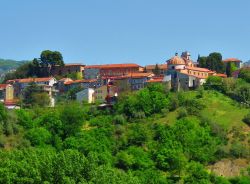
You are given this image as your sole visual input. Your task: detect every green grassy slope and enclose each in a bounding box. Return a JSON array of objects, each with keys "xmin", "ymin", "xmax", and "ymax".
[{"xmin": 155, "ymin": 90, "xmax": 248, "ymax": 130}]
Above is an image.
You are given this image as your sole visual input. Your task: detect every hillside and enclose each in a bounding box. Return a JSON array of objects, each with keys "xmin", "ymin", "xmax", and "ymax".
[
  {"xmin": 0, "ymin": 58, "xmax": 28, "ymax": 81},
  {"xmin": 0, "ymin": 85, "xmax": 249, "ymax": 183}
]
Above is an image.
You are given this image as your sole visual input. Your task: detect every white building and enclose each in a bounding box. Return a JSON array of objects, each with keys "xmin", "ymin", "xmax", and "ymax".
[{"xmin": 76, "ymin": 88, "xmax": 95, "ymax": 103}]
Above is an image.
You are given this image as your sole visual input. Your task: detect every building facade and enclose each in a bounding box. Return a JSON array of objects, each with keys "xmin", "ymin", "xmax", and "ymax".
[
  {"xmin": 165, "ymin": 53, "xmax": 216, "ymax": 90},
  {"xmin": 145, "ymin": 64, "xmax": 168, "ymax": 75},
  {"xmin": 84, "ymin": 63, "xmax": 141, "ymax": 79},
  {"xmin": 223, "ymin": 58, "xmax": 242, "ymax": 69}
]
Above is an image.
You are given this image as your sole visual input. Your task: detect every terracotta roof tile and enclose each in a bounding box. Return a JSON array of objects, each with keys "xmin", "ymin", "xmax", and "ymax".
[
  {"xmin": 185, "ymin": 66, "xmax": 212, "ymax": 72},
  {"xmin": 216, "ymin": 73, "xmax": 227, "ymax": 78},
  {"xmin": 64, "ymin": 79, "xmax": 97, "ymax": 85},
  {"xmin": 4, "ymin": 99, "xmax": 19, "ymax": 105},
  {"xmin": 11, "ymin": 77, "xmax": 55, "ymax": 83},
  {"xmin": 0, "ymin": 84, "xmax": 8, "ymax": 89},
  {"xmin": 145, "ymin": 64, "xmax": 167, "ymax": 70},
  {"xmin": 85, "ymin": 63, "xmax": 140, "ymax": 69},
  {"xmin": 223, "ymin": 58, "xmax": 241, "ymax": 63}
]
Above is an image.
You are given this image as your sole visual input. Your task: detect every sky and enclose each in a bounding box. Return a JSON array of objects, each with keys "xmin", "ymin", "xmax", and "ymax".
[{"xmin": 0, "ymin": 0, "xmax": 249, "ymax": 65}]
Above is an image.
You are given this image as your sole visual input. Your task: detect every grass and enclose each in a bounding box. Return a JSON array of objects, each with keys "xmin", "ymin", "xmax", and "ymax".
[
  {"xmin": 200, "ymin": 90, "xmax": 249, "ymax": 130},
  {"xmin": 154, "ymin": 90, "xmax": 249, "ymax": 131}
]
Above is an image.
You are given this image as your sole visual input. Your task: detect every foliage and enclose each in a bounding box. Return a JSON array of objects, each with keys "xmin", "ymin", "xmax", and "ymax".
[
  {"xmin": 238, "ymin": 68, "xmax": 250, "ymax": 83},
  {"xmin": 40, "ymin": 50, "xmax": 64, "ymax": 67},
  {"xmin": 22, "ymin": 82, "xmax": 50, "ymax": 107},
  {"xmin": 153, "ymin": 64, "xmax": 161, "ymax": 76},
  {"xmin": 66, "ymin": 72, "xmax": 83, "ymax": 80},
  {"xmin": 0, "ymin": 84, "xmax": 249, "ymax": 183},
  {"xmin": 116, "ymin": 84, "xmax": 169, "ymax": 118},
  {"xmin": 3, "ymin": 62, "xmax": 37, "ymax": 82},
  {"xmin": 243, "ymin": 112, "xmax": 250, "ymax": 126},
  {"xmin": 25, "ymin": 127, "xmax": 52, "ymax": 146},
  {"xmin": 198, "ymin": 52, "xmax": 225, "ymax": 73},
  {"xmin": 226, "ymin": 62, "xmax": 237, "ymax": 77}
]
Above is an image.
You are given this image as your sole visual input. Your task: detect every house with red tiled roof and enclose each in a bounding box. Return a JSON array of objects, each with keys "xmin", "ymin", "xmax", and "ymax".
[
  {"xmin": 145, "ymin": 64, "xmax": 167, "ymax": 76},
  {"xmin": 84, "ymin": 63, "xmax": 141, "ymax": 79},
  {"xmin": 147, "ymin": 77, "xmax": 164, "ymax": 83},
  {"xmin": 6, "ymin": 77, "xmax": 58, "ymax": 107},
  {"xmin": 104, "ymin": 72, "xmax": 154, "ymax": 92},
  {"xmin": 223, "ymin": 58, "xmax": 242, "ymax": 68},
  {"xmin": 50, "ymin": 63, "xmax": 85, "ymax": 77}
]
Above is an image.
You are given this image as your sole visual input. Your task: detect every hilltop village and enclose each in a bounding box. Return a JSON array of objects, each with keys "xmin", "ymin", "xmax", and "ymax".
[{"xmin": 0, "ymin": 51, "xmax": 247, "ymax": 108}]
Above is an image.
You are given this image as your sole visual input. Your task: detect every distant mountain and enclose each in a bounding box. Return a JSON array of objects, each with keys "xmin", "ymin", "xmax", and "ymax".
[{"xmin": 0, "ymin": 58, "xmax": 29, "ymax": 82}]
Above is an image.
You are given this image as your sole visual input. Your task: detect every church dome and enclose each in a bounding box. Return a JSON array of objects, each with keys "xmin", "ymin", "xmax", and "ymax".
[{"xmin": 167, "ymin": 56, "xmax": 185, "ymax": 65}]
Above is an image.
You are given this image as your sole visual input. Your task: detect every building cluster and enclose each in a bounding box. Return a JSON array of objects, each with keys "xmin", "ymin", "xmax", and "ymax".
[{"xmin": 0, "ymin": 51, "xmax": 243, "ymax": 109}]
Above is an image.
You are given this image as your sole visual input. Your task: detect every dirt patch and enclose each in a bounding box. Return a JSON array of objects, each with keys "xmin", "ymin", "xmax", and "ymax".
[{"xmin": 208, "ymin": 159, "xmax": 249, "ymax": 177}]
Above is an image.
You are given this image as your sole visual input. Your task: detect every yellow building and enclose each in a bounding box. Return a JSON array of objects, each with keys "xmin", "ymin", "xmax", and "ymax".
[{"xmin": 0, "ymin": 84, "xmax": 14, "ymax": 101}]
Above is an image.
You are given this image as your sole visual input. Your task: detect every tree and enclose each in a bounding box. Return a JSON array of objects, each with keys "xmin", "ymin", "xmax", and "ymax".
[
  {"xmin": 204, "ymin": 76, "xmax": 223, "ymax": 91},
  {"xmin": 40, "ymin": 50, "xmax": 64, "ymax": 67},
  {"xmin": 198, "ymin": 52, "xmax": 225, "ymax": 73},
  {"xmin": 22, "ymin": 82, "xmax": 50, "ymax": 107},
  {"xmin": 153, "ymin": 64, "xmax": 161, "ymax": 76},
  {"xmin": 4, "ymin": 62, "xmax": 37, "ymax": 82},
  {"xmin": 226, "ymin": 62, "xmax": 237, "ymax": 77},
  {"xmin": 206, "ymin": 52, "xmax": 225, "ymax": 73},
  {"xmin": 198, "ymin": 56, "xmax": 207, "ymax": 68},
  {"xmin": 39, "ymin": 50, "xmax": 64, "ymax": 76},
  {"xmin": 32, "ymin": 93, "xmax": 51, "ymax": 107},
  {"xmin": 25, "ymin": 127, "xmax": 52, "ymax": 146},
  {"xmin": 238, "ymin": 68, "xmax": 250, "ymax": 83}
]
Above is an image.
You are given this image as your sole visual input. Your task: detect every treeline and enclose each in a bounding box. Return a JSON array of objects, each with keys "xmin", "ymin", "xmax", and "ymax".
[
  {"xmin": 3, "ymin": 50, "xmax": 64, "ymax": 82},
  {"xmin": 205, "ymin": 70, "xmax": 250, "ymax": 105},
  {"xmin": 0, "ymin": 83, "xmax": 249, "ymax": 183}
]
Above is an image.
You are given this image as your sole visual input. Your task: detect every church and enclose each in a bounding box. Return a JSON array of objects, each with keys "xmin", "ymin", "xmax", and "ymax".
[{"xmin": 165, "ymin": 52, "xmax": 220, "ymax": 91}]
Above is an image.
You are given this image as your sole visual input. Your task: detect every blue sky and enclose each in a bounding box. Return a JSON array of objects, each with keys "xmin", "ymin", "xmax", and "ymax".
[{"xmin": 0, "ymin": 0, "xmax": 249, "ymax": 65}]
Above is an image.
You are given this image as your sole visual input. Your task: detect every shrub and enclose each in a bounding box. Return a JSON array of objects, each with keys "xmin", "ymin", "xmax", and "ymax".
[
  {"xmin": 230, "ymin": 141, "xmax": 249, "ymax": 158},
  {"xmin": 177, "ymin": 108, "xmax": 188, "ymax": 119},
  {"xmin": 243, "ymin": 113, "xmax": 250, "ymax": 126},
  {"xmin": 25, "ymin": 127, "xmax": 52, "ymax": 146},
  {"xmin": 113, "ymin": 115, "xmax": 126, "ymax": 125}
]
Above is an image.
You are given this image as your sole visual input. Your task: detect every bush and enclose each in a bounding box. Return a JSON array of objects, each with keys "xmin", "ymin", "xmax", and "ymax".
[
  {"xmin": 243, "ymin": 113, "xmax": 250, "ymax": 126},
  {"xmin": 161, "ymin": 108, "xmax": 169, "ymax": 116},
  {"xmin": 177, "ymin": 108, "xmax": 188, "ymax": 119},
  {"xmin": 113, "ymin": 115, "xmax": 126, "ymax": 125},
  {"xmin": 230, "ymin": 141, "xmax": 249, "ymax": 158},
  {"xmin": 238, "ymin": 68, "xmax": 250, "ymax": 83},
  {"xmin": 25, "ymin": 127, "xmax": 52, "ymax": 146}
]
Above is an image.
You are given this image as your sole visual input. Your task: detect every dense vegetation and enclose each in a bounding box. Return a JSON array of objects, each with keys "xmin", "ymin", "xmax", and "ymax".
[
  {"xmin": 0, "ymin": 83, "xmax": 249, "ymax": 183},
  {"xmin": 3, "ymin": 50, "xmax": 65, "ymax": 82}
]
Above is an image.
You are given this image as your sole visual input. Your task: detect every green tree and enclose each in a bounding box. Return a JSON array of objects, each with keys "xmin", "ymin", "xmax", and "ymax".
[
  {"xmin": 207, "ymin": 52, "xmax": 225, "ymax": 73},
  {"xmin": 204, "ymin": 76, "xmax": 223, "ymax": 91},
  {"xmin": 198, "ymin": 56, "xmax": 207, "ymax": 68},
  {"xmin": 25, "ymin": 127, "xmax": 52, "ymax": 146},
  {"xmin": 40, "ymin": 50, "xmax": 64, "ymax": 67},
  {"xmin": 39, "ymin": 50, "xmax": 64, "ymax": 76},
  {"xmin": 238, "ymin": 68, "xmax": 250, "ymax": 83},
  {"xmin": 22, "ymin": 82, "xmax": 50, "ymax": 107},
  {"xmin": 198, "ymin": 52, "xmax": 225, "ymax": 73},
  {"xmin": 153, "ymin": 64, "xmax": 161, "ymax": 76},
  {"xmin": 226, "ymin": 62, "xmax": 237, "ymax": 77},
  {"xmin": 4, "ymin": 62, "xmax": 37, "ymax": 82}
]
